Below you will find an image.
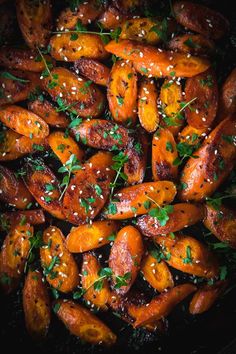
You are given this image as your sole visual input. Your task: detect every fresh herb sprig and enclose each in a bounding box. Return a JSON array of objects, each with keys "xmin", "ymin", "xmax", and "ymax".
[
  {"xmin": 73, "ymin": 267, "xmax": 131, "ymax": 300},
  {"xmin": 0, "ymin": 71, "xmax": 30, "ymax": 83},
  {"xmin": 147, "ymin": 195, "xmax": 174, "ymax": 226},
  {"xmin": 58, "ymin": 154, "xmax": 82, "ymax": 200},
  {"xmin": 110, "ymin": 152, "xmax": 128, "ymax": 199},
  {"xmin": 24, "ymin": 230, "xmax": 43, "ymax": 273},
  {"xmin": 173, "ymin": 141, "xmax": 199, "ymax": 166},
  {"xmin": 53, "ymin": 20, "xmax": 121, "ymax": 44}
]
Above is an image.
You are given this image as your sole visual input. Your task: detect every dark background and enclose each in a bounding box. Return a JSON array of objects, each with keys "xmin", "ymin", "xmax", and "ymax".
[{"xmin": 1, "ymin": 0, "xmax": 236, "ymax": 353}]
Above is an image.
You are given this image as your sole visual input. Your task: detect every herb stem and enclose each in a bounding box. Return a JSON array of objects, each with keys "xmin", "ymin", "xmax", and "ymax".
[
  {"xmin": 110, "ymin": 165, "xmax": 122, "ymax": 200},
  {"xmin": 37, "ymin": 47, "xmax": 54, "ymax": 81},
  {"xmin": 146, "ymin": 195, "xmax": 161, "ymax": 209},
  {"xmin": 173, "ymin": 97, "xmax": 197, "ymax": 120},
  {"xmin": 52, "ymin": 30, "xmax": 111, "ymax": 36}
]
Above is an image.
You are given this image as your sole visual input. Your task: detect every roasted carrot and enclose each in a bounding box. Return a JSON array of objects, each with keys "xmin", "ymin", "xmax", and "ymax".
[
  {"xmin": 138, "ymin": 78, "xmax": 159, "ymax": 133},
  {"xmin": 204, "ymin": 204, "xmax": 236, "ymax": 248},
  {"xmin": 141, "ymin": 253, "xmax": 174, "ymax": 292},
  {"xmin": 189, "ymin": 281, "xmax": 227, "ymax": 314},
  {"xmin": 152, "ymin": 129, "xmax": 178, "ymax": 181},
  {"xmin": 179, "ymin": 118, "xmax": 236, "ymax": 202},
  {"xmin": 81, "ymin": 253, "xmax": 111, "ymax": 310},
  {"xmin": 0, "ymin": 224, "xmax": 32, "ymax": 293},
  {"xmin": 40, "ymin": 226, "xmax": 79, "ymax": 292},
  {"xmin": 66, "ymin": 220, "xmax": 119, "ymax": 253},
  {"xmin": 16, "ymin": 0, "xmax": 52, "ymax": 48},
  {"xmin": 28, "ymin": 98, "xmax": 69, "ymax": 128},
  {"xmin": 106, "ymin": 181, "xmax": 177, "ymax": 219},
  {"xmin": 137, "ymin": 203, "xmax": 204, "ymax": 237},
  {"xmin": 55, "ymin": 300, "xmax": 117, "ymax": 346},
  {"xmin": 63, "ymin": 151, "xmax": 115, "ymax": 225},
  {"xmin": 105, "ymin": 40, "xmax": 210, "ymax": 78},
  {"xmin": 109, "ymin": 226, "xmax": 144, "ymax": 294},
  {"xmin": 108, "ymin": 59, "xmax": 137, "ymax": 125},
  {"xmin": 0, "ymin": 165, "xmax": 32, "ymax": 209},
  {"xmin": 48, "ymin": 131, "xmax": 84, "ymax": 165},
  {"xmin": 154, "ymin": 233, "xmax": 219, "ymax": 278},
  {"xmin": 73, "ymin": 59, "xmax": 110, "ymax": 87},
  {"xmin": 0, "ymin": 105, "xmax": 49, "ymax": 138},
  {"xmin": 23, "ymin": 160, "xmax": 65, "ymax": 220},
  {"xmin": 23, "ymin": 269, "xmax": 51, "ymax": 338},
  {"xmin": 129, "ymin": 284, "xmax": 196, "ymax": 327}
]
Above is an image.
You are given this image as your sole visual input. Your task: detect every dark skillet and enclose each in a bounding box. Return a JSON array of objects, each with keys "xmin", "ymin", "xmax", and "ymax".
[{"xmin": 0, "ymin": 0, "xmax": 236, "ymax": 353}]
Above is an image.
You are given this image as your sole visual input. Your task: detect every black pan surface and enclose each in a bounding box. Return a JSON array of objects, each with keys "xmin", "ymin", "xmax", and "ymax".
[{"xmin": 0, "ymin": 1, "xmax": 236, "ymax": 353}]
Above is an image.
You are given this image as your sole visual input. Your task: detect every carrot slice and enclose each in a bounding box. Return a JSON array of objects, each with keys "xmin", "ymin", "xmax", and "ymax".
[
  {"xmin": 23, "ymin": 269, "xmax": 51, "ymax": 338},
  {"xmin": 0, "ymin": 165, "xmax": 32, "ymax": 209},
  {"xmin": 105, "ymin": 39, "xmax": 210, "ymax": 78},
  {"xmin": 55, "ymin": 300, "xmax": 117, "ymax": 346},
  {"xmin": 154, "ymin": 233, "xmax": 219, "ymax": 278},
  {"xmin": 48, "ymin": 131, "xmax": 84, "ymax": 165},
  {"xmin": 40, "ymin": 226, "xmax": 79, "ymax": 293},
  {"xmin": 66, "ymin": 220, "xmax": 119, "ymax": 253},
  {"xmin": 106, "ymin": 181, "xmax": 177, "ymax": 219},
  {"xmin": 109, "ymin": 225, "xmax": 144, "ymax": 294},
  {"xmin": 0, "ymin": 105, "xmax": 49, "ymax": 138},
  {"xmin": 0, "ymin": 224, "xmax": 32, "ymax": 293}
]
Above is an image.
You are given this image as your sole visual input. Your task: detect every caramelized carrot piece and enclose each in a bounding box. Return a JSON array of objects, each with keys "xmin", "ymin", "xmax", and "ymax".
[
  {"xmin": 138, "ymin": 78, "xmax": 159, "ymax": 133},
  {"xmin": 178, "ymin": 125, "xmax": 208, "ymax": 146},
  {"xmin": 23, "ymin": 160, "xmax": 65, "ymax": 220},
  {"xmin": 42, "ymin": 67, "xmax": 105, "ymax": 118},
  {"xmin": 0, "ymin": 129, "xmax": 47, "ymax": 161},
  {"xmin": 0, "ymin": 48, "xmax": 53, "ymax": 72},
  {"xmin": 0, "ymin": 105, "xmax": 49, "ymax": 138},
  {"xmin": 0, "ymin": 165, "xmax": 32, "ymax": 209},
  {"xmin": 152, "ymin": 129, "xmax": 178, "ymax": 181},
  {"xmin": 0, "ymin": 224, "xmax": 32, "ymax": 293},
  {"xmin": 154, "ymin": 233, "xmax": 219, "ymax": 278},
  {"xmin": 48, "ymin": 131, "xmax": 84, "ymax": 165},
  {"xmin": 40, "ymin": 226, "xmax": 79, "ymax": 292},
  {"xmin": 217, "ymin": 67, "xmax": 236, "ymax": 122},
  {"xmin": 66, "ymin": 220, "xmax": 119, "ymax": 253},
  {"xmin": 57, "ymin": 0, "xmax": 105, "ymax": 29},
  {"xmin": 63, "ymin": 151, "xmax": 115, "ymax": 225},
  {"xmin": 106, "ymin": 181, "xmax": 177, "ymax": 219},
  {"xmin": 74, "ymin": 59, "xmax": 110, "ymax": 87},
  {"xmin": 50, "ymin": 33, "xmax": 108, "ymax": 62},
  {"xmin": 98, "ymin": 6, "xmax": 127, "ymax": 29},
  {"xmin": 16, "ymin": 0, "xmax": 52, "ymax": 48},
  {"xmin": 204, "ymin": 204, "xmax": 236, "ymax": 248},
  {"xmin": 168, "ymin": 34, "xmax": 215, "ymax": 56},
  {"xmin": 28, "ymin": 99, "xmax": 69, "ymax": 128},
  {"xmin": 179, "ymin": 118, "xmax": 236, "ymax": 202},
  {"xmin": 109, "ymin": 225, "xmax": 144, "ymax": 294},
  {"xmin": 81, "ymin": 253, "xmax": 111, "ymax": 310},
  {"xmin": 189, "ymin": 281, "xmax": 227, "ymax": 314},
  {"xmin": 55, "ymin": 300, "xmax": 117, "ymax": 346},
  {"xmin": 70, "ymin": 119, "xmax": 130, "ymax": 151},
  {"xmin": 120, "ymin": 18, "xmax": 175, "ymax": 45},
  {"xmin": 173, "ymin": 1, "xmax": 229, "ymax": 40},
  {"xmin": 0, "ymin": 209, "xmax": 45, "ymax": 231},
  {"xmin": 129, "ymin": 284, "xmax": 196, "ymax": 327},
  {"xmin": 141, "ymin": 254, "xmax": 174, "ymax": 292},
  {"xmin": 108, "ymin": 60, "xmax": 137, "ymax": 125},
  {"xmin": 23, "ymin": 269, "xmax": 51, "ymax": 338},
  {"xmin": 124, "ymin": 131, "xmax": 148, "ymax": 185},
  {"xmin": 0, "ymin": 70, "xmax": 41, "ymax": 106},
  {"xmin": 159, "ymin": 79, "xmax": 183, "ymax": 136},
  {"xmin": 105, "ymin": 40, "xmax": 210, "ymax": 78},
  {"xmin": 185, "ymin": 69, "xmax": 218, "ymax": 129},
  {"xmin": 137, "ymin": 203, "xmax": 204, "ymax": 237},
  {"xmin": 0, "ymin": 130, "xmax": 23, "ymax": 161}
]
